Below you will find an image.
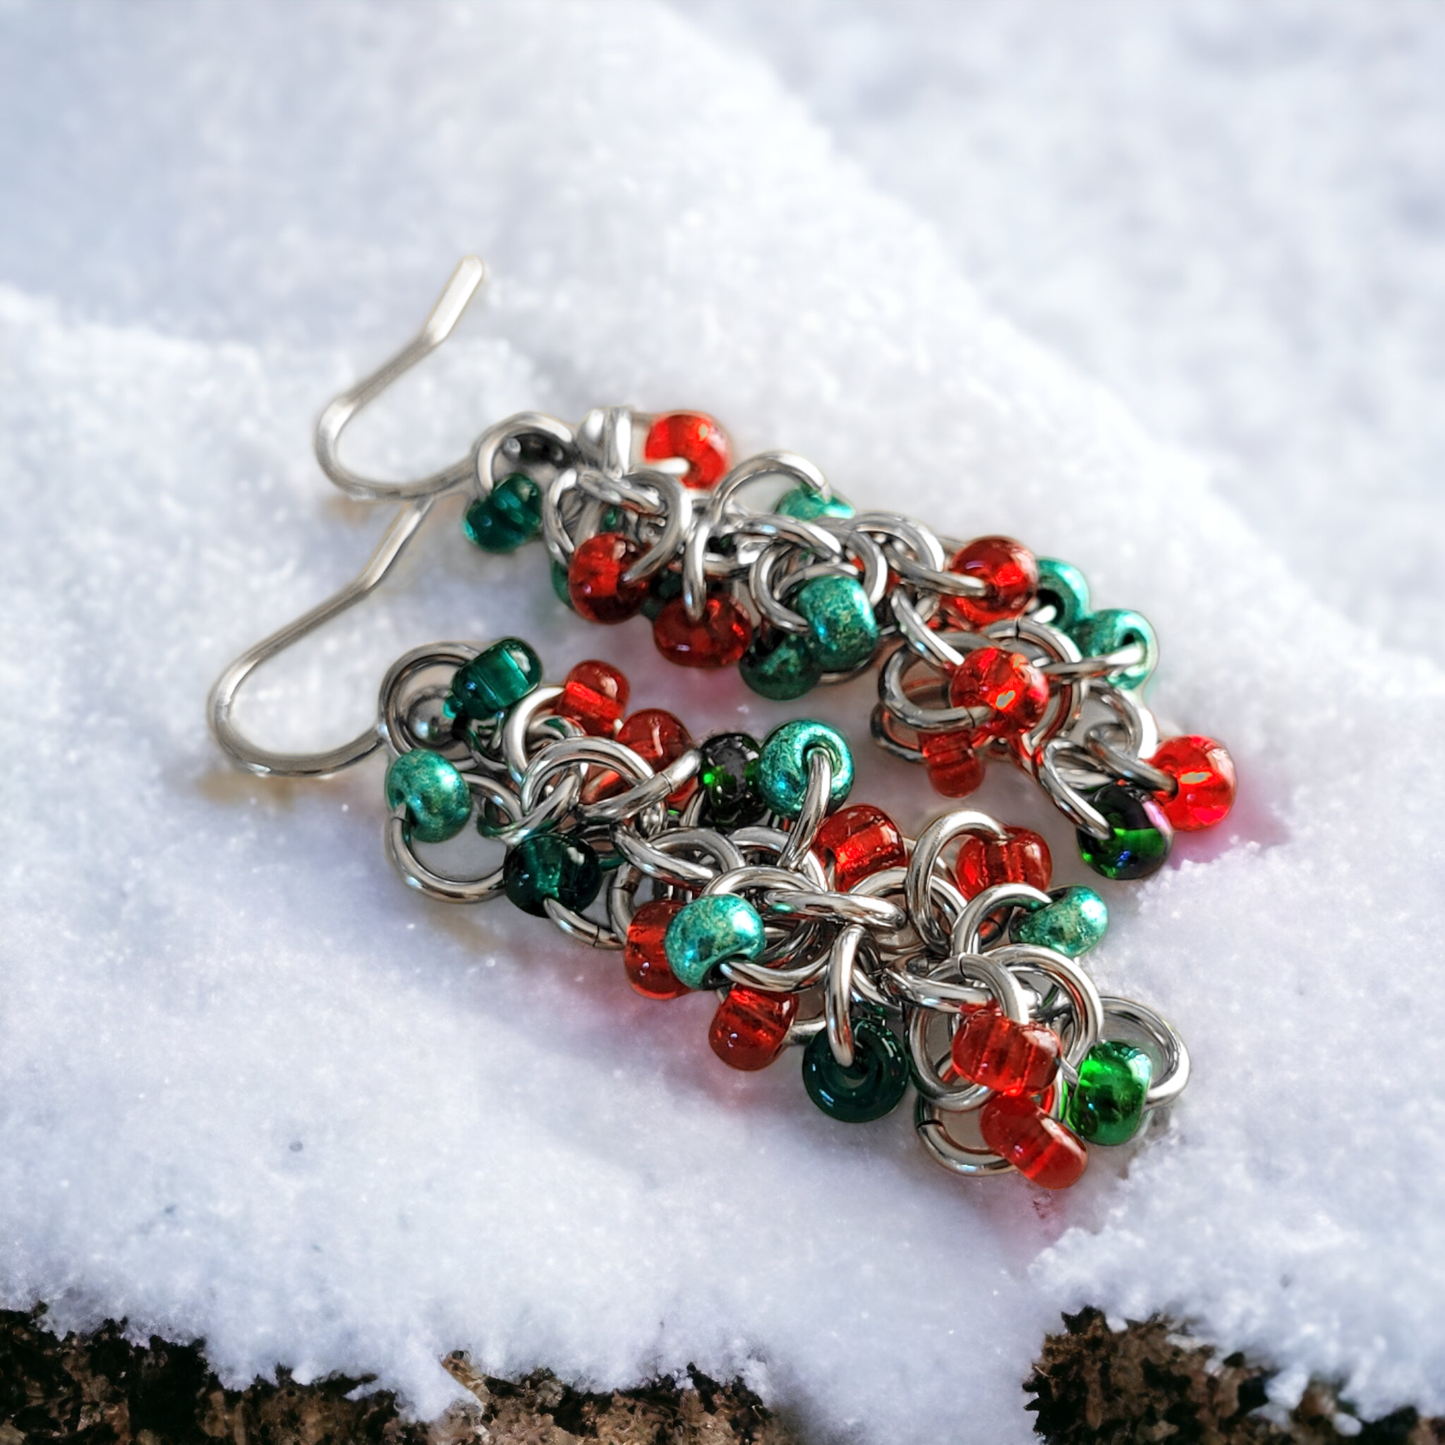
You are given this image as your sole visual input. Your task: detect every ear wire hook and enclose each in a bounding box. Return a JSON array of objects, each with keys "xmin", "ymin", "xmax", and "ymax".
[{"xmin": 208, "ymin": 257, "xmax": 489, "ymax": 777}]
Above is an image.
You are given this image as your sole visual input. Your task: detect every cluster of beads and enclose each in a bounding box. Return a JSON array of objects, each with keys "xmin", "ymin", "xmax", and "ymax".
[{"xmin": 378, "ymin": 637, "xmax": 1189, "ymax": 1189}]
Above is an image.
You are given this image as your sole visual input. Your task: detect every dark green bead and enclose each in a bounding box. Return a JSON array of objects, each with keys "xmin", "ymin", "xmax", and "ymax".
[
  {"xmin": 793, "ymin": 574, "xmax": 878, "ymax": 672},
  {"xmin": 698, "ymin": 732, "xmax": 766, "ymax": 829},
  {"xmin": 640, "ymin": 566, "xmax": 683, "ymax": 622},
  {"xmin": 551, "ymin": 558, "xmax": 576, "ymax": 610},
  {"xmin": 503, "ymin": 833, "xmax": 602, "ymax": 916},
  {"xmin": 754, "ymin": 719, "xmax": 853, "ymax": 818},
  {"xmin": 462, "ymin": 473, "xmax": 542, "ymax": 553},
  {"xmin": 1069, "ymin": 607, "xmax": 1158, "ymax": 692},
  {"xmin": 776, "ymin": 485, "xmax": 854, "ymax": 521},
  {"xmin": 1078, "ymin": 782, "xmax": 1173, "ymax": 881},
  {"xmin": 664, "ymin": 894, "xmax": 766, "ymax": 989},
  {"xmin": 448, "ymin": 638, "xmax": 543, "ymax": 721},
  {"xmin": 384, "ymin": 749, "xmax": 472, "ymax": 844},
  {"xmin": 1012, "ymin": 885, "xmax": 1109, "ymax": 956},
  {"xmin": 1035, "ymin": 558, "xmax": 1091, "ymax": 631},
  {"xmin": 1065, "ymin": 1041, "xmax": 1153, "ymax": 1145},
  {"xmin": 739, "ymin": 629, "xmax": 822, "ymax": 700},
  {"xmin": 801, "ymin": 1016, "xmax": 909, "ymax": 1123}
]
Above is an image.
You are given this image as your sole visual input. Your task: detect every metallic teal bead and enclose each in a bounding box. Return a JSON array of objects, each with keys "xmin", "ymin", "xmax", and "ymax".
[
  {"xmin": 384, "ymin": 749, "xmax": 472, "ymax": 844},
  {"xmin": 801, "ymin": 1015, "xmax": 909, "ymax": 1123},
  {"xmin": 664, "ymin": 894, "xmax": 766, "ymax": 989},
  {"xmin": 754, "ymin": 720, "xmax": 853, "ymax": 818},
  {"xmin": 740, "ymin": 630, "xmax": 821, "ymax": 700},
  {"xmin": 1069, "ymin": 608, "xmax": 1159, "ymax": 692},
  {"xmin": 793, "ymin": 574, "xmax": 878, "ymax": 672},
  {"xmin": 462, "ymin": 473, "xmax": 542, "ymax": 553},
  {"xmin": 503, "ymin": 833, "xmax": 602, "ymax": 916},
  {"xmin": 448, "ymin": 638, "xmax": 543, "ymax": 721},
  {"xmin": 1012, "ymin": 885, "xmax": 1109, "ymax": 956},
  {"xmin": 1065, "ymin": 1041, "xmax": 1153, "ymax": 1145},
  {"xmin": 1035, "ymin": 558, "xmax": 1091, "ymax": 631},
  {"xmin": 776, "ymin": 485, "xmax": 854, "ymax": 521}
]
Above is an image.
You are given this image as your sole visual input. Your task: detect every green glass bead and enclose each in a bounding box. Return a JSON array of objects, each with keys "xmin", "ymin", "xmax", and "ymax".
[
  {"xmin": 448, "ymin": 638, "xmax": 543, "ymax": 721},
  {"xmin": 801, "ymin": 1016, "xmax": 909, "ymax": 1123},
  {"xmin": 551, "ymin": 558, "xmax": 576, "ymax": 610},
  {"xmin": 739, "ymin": 629, "xmax": 822, "ymax": 700},
  {"xmin": 1078, "ymin": 782, "xmax": 1173, "ymax": 881},
  {"xmin": 776, "ymin": 485, "xmax": 854, "ymax": 521},
  {"xmin": 793, "ymin": 574, "xmax": 879, "ymax": 672},
  {"xmin": 1069, "ymin": 608, "xmax": 1159, "ymax": 692},
  {"xmin": 664, "ymin": 894, "xmax": 766, "ymax": 989},
  {"xmin": 462, "ymin": 473, "xmax": 542, "ymax": 553},
  {"xmin": 503, "ymin": 833, "xmax": 602, "ymax": 916},
  {"xmin": 753, "ymin": 719, "xmax": 853, "ymax": 818},
  {"xmin": 1012, "ymin": 885, "xmax": 1109, "ymax": 957},
  {"xmin": 384, "ymin": 749, "xmax": 473, "ymax": 844},
  {"xmin": 1065, "ymin": 1041, "xmax": 1153, "ymax": 1145},
  {"xmin": 698, "ymin": 732, "xmax": 767, "ymax": 829},
  {"xmin": 1035, "ymin": 558, "xmax": 1091, "ymax": 631},
  {"xmin": 640, "ymin": 566, "xmax": 683, "ymax": 622}
]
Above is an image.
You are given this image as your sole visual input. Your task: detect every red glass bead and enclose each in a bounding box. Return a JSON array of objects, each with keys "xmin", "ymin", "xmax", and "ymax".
[
  {"xmin": 623, "ymin": 899, "xmax": 690, "ymax": 1000},
  {"xmin": 943, "ymin": 536, "xmax": 1038, "ymax": 628},
  {"xmin": 643, "ymin": 411, "xmax": 730, "ymax": 490},
  {"xmin": 921, "ymin": 731, "xmax": 985, "ymax": 797},
  {"xmin": 617, "ymin": 708, "xmax": 697, "ymax": 805},
  {"xmin": 1150, "ymin": 735, "xmax": 1237, "ymax": 831},
  {"xmin": 651, "ymin": 593, "xmax": 753, "ymax": 668},
  {"xmin": 980, "ymin": 1093, "xmax": 1088, "ymax": 1189},
  {"xmin": 955, "ymin": 826, "xmax": 1053, "ymax": 900},
  {"xmin": 813, "ymin": 804, "xmax": 907, "ymax": 891},
  {"xmin": 948, "ymin": 645, "xmax": 1049, "ymax": 740},
  {"xmin": 568, "ymin": 532, "xmax": 650, "ymax": 623},
  {"xmin": 708, "ymin": 987, "xmax": 798, "ymax": 1070},
  {"xmin": 554, "ymin": 660, "xmax": 629, "ymax": 737},
  {"xmin": 950, "ymin": 1004, "xmax": 1061, "ymax": 1096}
]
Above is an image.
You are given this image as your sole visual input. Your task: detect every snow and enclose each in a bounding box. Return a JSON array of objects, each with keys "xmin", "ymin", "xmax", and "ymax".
[{"xmin": 2, "ymin": 2, "xmax": 1443, "ymax": 1441}]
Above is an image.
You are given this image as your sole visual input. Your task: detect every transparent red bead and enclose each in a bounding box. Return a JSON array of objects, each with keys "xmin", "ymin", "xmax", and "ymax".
[
  {"xmin": 950, "ymin": 1004, "xmax": 1061, "ymax": 1096},
  {"xmin": 617, "ymin": 708, "xmax": 697, "ymax": 805},
  {"xmin": 568, "ymin": 532, "xmax": 650, "ymax": 623},
  {"xmin": 651, "ymin": 593, "xmax": 752, "ymax": 668},
  {"xmin": 554, "ymin": 660, "xmax": 629, "ymax": 737},
  {"xmin": 955, "ymin": 826, "xmax": 1053, "ymax": 900},
  {"xmin": 643, "ymin": 411, "xmax": 730, "ymax": 490},
  {"xmin": 943, "ymin": 536, "xmax": 1038, "ymax": 628},
  {"xmin": 624, "ymin": 899, "xmax": 690, "ymax": 1000},
  {"xmin": 814, "ymin": 804, "xmax": 906, "ymax": 892},
  {"xmin": 948, "ymin": 645, "xmax": 1049, "ymax": 740},
  {"xmin": 709, "ymin": 987, "xmax": 797, "ymax": 1070},
  {"xmin": 921, "ymin": 730, "xmax": 985, "ymax": 797},
  {"xmin": 1150, "ymin": 735, "xmax": 1237, "ymax": 831},
  {"xmin": 979, "ymin": 1093, "xmax": 1088, "ymax": 1189}
]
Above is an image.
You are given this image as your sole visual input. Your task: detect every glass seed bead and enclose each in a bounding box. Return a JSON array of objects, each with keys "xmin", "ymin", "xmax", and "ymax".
[
  {"xmin": 1065, "ymin": 1041, "xmax": 1153, "ymax": 1146},
  {"xmin": 949, "ymin": 1004, "xmax": 1061, "ymax": 1097},
  {"xmin": 1013, "ymin": 885, "xmax": 1109, "ymax": 957},
  {"xmin": 1069, "ymin": 608, "xmax": 1159, "ymax": 692},
  {"xmin": 643, "ymin": 410, "xmax": 729, "ymax": 490},
  {"xmin": 651, "ymin": 593, "xmax": 753, "ymax": 668},
  {"xmin": 551, "ymin": 558, "xmax": 576, "ymax": 610},
  {"xmin": 944, "ymin": 536, "xmax": 1039, "ymax": 628},
  {"xmin": 948, "ymin": 645, "xmax": 1050, "ymax": 740},
  {"xmin": 461, "ymin": 473, "xmax": 542, "ymax": 553},
  {"xmin": 921, "ymin": 730, "xmax": 985, "ymax": 798},
  {"xmin": 623, "ymin": 899, "xmax": 690, "ymax": 1000},
  {"xmin": 793, "ymin": 574, "xmax": 878, "ymax": 672},
  {"xmin": 640, "ymin": 566, "xmax": 683, "ymax": 622},
  {"xmin": 698, "ymin": 732, "xmax": 766, "ymax": 830},
  {"xmin": 1078, "ymin": 781, "xmax": 1173, "ymax": 880},
  {"xmin": 980, "ymin": 1094, "xmax": 1088, "ymax": 1189},
  {"xmin": 776, "ymin": 485, "xmax": 854, "ymax": 521},
  {"xmin": 709, "ymin": 987, "xmax": 798, "ymax": 1070},
  {"xmin": 448, "ymin": 638, "xmax": 543, "ymax": 721},
  {"xmin": 1150, "ymin": 735, "xmax": 1237, "ymax": 831},
  {"xmin": 568, "ymin": 532, "xmax": 650, "ymax": 623},
  {"xmin": 554, "ymin": 660, "xmax": 629, "ymax": 737},
  {"xmin": 1034, "ymin": 557, "xmax": 1091, "ymax": 631},
  {"xmin": 813, "ymin": 804, "xmax": 906, "ymax": 892},
  {"xmin": 801, "ymin": 1015, "xmax": 910, "ymax": 1123},
  {"xmin": 739, "ymin": 628, "xmax": 821, "ymax": 700},
  {"xmin": 617, "ymin": 708, "xmax": 696, "ymax": 805},
  {"xmin": 664, "ymin": 894, "xmax": 766, "ymax": 990},
  {"xmin": 754, "ymin": 719, "xmax": 853, "ymax": 818},
  {"xmin": 503, "ymin": 833, "xmax": 603, "ymax": 916},
  {"xmin": 955, "ymin": 826, "xmax": 1052, "ymax": 900},
  {"xmin": 384, "ymin": 750, "xmax": 473, "ymax": 844}
]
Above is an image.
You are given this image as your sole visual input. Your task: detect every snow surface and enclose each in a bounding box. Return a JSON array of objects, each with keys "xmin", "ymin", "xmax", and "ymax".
[{"xmin": 2, "ymin": 2, "xmax": 1444, "ymax": 1441}]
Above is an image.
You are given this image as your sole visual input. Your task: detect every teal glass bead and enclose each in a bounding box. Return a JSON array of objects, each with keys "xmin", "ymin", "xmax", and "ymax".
[
  {"xmin": 1078, "ymin": 782, "xmax": 1173, "ymax": 880},
  {"xmin": 663, "ymin": 894, "xmax": 766, "ymax": 990},
  {"xmin": 753, "ymin": 720, "xmax": 853, "ymax": 818},
  {"xmin": 776, "ymin": 485, "xmax": 854, "ymax": 521},
  {"xmin": 462, "ymin": 473, "xmax": 542, "ymax": 553},
  {"xmin": 793, "ymin": 574, "xmax": 879, "ymax": 672},
  {"xmin": 1035, "ymin": 558, "xmax": 1091, "ymax": 631},
  {"xmin": 1069, "ymin": 608, "xmax": 1159, "ymax": 692},
  {"xmin": 801, "ymin": 1015, "xmax": 909, "ymax": 1122},
  {"xmin": 1012, "ymin": 886, "xmax": 1109, "ymax": 957},
  {"xmin": 448, "ymin": 638, "xmax": 543, "ymax": 721},
  {"xmin": 384, "ymin": 749, "xmax": 473, "ymax": 844},
  {"xmin": 503, "ymin": 833, "xmax": 602, "ymax": 916},
  {"xmin": 1065, "ymin": 1041, "xmax": 1153, "ymax": 1145},
  {"xmin": 739, "ymin": 629, "xmax": 822, "ymax": 700},
  {"xmin": 550, "ymin": 558, "xmax": 576, "ymax": 610}
]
